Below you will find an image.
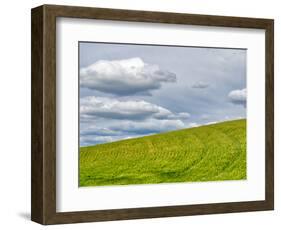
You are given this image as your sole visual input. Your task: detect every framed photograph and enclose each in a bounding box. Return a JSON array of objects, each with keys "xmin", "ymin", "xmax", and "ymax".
[{"xmin": 31, "ymin": 4, "xmax": 274, "ymax": 225}]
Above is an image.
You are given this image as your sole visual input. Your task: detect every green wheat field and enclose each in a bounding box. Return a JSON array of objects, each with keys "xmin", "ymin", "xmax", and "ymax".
[{"xmin": 79, "ymin": 119, "xmax": 246, "ymax": 187}]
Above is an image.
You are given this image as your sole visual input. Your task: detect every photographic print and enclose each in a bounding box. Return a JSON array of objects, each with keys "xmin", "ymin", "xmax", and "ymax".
[
  {"xmin": 31, "ymin": 5, "xmax": 274, "ymax": 224},
  {"xmin": 79, "ymin": 42, "xmax": 247, "ymax": 187}
]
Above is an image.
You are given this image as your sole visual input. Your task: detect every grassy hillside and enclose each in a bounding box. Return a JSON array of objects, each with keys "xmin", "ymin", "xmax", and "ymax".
[{"xmin": 80, "ymin": 119, "xmax": 246, "ymax": 187}]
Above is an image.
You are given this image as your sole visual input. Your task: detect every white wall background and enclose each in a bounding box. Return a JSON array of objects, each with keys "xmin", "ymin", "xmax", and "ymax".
[{"xmin": 0, "ymin": 0, "xmax": 279, "ymax": 229}]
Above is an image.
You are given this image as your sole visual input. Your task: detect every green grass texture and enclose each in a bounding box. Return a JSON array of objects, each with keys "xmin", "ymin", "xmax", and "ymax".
[{"xmin": 80, "ymin": 119, "xmax": 246, "ymax": 187}]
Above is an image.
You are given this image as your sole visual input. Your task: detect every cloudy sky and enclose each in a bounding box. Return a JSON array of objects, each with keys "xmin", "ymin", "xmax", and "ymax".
[{"xmin": 79, "ymin": 42, "xmax": 246, "ymax": 146}]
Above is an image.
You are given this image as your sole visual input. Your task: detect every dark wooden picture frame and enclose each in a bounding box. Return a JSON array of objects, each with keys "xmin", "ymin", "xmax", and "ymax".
[{"xmin": 31, "ymin": 4, "xmax": 274, "ymax": 225}]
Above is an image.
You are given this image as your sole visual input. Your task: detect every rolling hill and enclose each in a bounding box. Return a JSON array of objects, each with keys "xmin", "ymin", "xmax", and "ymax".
[{"xmin": 79, "ymin": 119, "xmax": 246, "ymax": 186}]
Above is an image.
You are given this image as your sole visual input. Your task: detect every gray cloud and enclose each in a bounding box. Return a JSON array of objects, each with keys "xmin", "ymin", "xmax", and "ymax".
[
  {"xmin": 228, "ymin": 88, "xmax": 247, "ymax": 106},
  {"xmin": 80, "ymin": 57, "xmax": 176, "ymax": 96},
  {"xmin": 81, "ymin": 127, "xmax": 122, "ymax": 137},
  {"xmin": 80, "ymin": 117, "xmax": 186, "ymax": 146},
  {"xmin": 80, "ymin": 135, "xmax": 119, "ymax": 146},
  {"xmin": 109, "ymin": 119, "xmax": 185, "ymax": 135},
  {"xmin": 79, "ymin": 96, "xmax": 190, "ymax": 146},
  {"xmin": 191, "ymin": 81, "xmax": 210, "ymax": 89},
  {"xmin": 80, "ymin": 96, "xmax": 190, "ymax": 121}
]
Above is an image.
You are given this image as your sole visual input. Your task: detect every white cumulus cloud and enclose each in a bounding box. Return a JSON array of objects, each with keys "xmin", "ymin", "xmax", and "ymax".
[
  {"xmin": 228, "ymin": 88, "xmax": 247, "ymax": 106},
  {"xmin": 79, "ymin": 96, "xmax": 190, "ymax": 146},
  {"xmin": 80, "ymin": 57, "xmax": 176, "ymax": 96},
  {"xmin": 80, "ymin": 96, "xmax": 190, "ymax": 121}
]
